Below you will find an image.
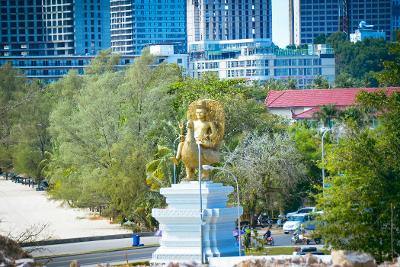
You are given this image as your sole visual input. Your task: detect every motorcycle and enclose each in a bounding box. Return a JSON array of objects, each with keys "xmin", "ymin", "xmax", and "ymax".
[
  {"xmin": 291, "ymin": 232, "xmax": 310, "ymax": 245},
  {"xmin": 257, "ymin": 214, "xmax": 273, "ymax": 227},
  {"xmin": 265, "ymin": 236, "xmax": 274, "ymax": 246}
]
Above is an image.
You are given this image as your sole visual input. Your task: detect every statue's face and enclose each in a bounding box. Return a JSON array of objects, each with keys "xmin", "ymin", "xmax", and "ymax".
[{"xmin": 196, "ymin": 108, "xmax": 206, "ymax": 120}]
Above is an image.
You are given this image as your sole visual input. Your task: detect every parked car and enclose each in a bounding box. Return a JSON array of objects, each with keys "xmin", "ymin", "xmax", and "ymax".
[
  {"xmin": 295, "ymin": 246, "xmax": 324, "ymax": 255},
  {"xmin": 283, "ymin": 214, "xmax": 313, "ymax": 234},
  {"xmin": 286, "ymin": 206, "xmax": 316, "ymax": 217}
]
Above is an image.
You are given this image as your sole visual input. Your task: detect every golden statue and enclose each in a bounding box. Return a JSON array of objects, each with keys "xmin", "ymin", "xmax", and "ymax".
[{"xmin": 172, "ymin": 99, "xmax": 224, "ymax": 181}]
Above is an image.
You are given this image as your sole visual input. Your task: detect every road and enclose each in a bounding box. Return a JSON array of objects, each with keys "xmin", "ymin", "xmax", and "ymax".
[
  {"xmin": 271, "ymin": 233, "xmax": 292, "ymax": 246},
  {"xmin": 32, "ymin": 233, "xmax": 295, "ymax": 266},
  {"xmin": 27, "ymin": 236, "xmax": 160, "ymax": 257},
  {"xmin": 36, "ymin": 247, "xmax": 157, "ymax": 267}
]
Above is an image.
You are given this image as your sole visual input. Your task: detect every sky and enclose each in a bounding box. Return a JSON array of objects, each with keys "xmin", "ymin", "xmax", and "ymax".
[{"xmin": 272, "ymin": 0, "xmax": 290, "ymax": 48}]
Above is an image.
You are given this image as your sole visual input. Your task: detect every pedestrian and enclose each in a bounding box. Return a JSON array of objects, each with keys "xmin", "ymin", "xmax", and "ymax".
[{"xmin": 244, "ymin": 228, "xmax": 251, "ymax": 248}]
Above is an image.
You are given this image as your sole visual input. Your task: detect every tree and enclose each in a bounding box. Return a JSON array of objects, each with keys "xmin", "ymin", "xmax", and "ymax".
[
  {"xmin": 314, "ymin": 34, "xmax": 327, "ymax": 44},
  {"xmin": 145, "ymin": 145, "xmax": 174, "ymax": 191},
  {"xmin": 263, "ymin": 78, "xmax": 297, "ymax": 92},
  {"xmin": 313, "ymin": 104, "xmax": 340, "ymax": 128},
  {"xmin": 376, "ymin": 42, "xmax": 400, "ymax": 86},
  {"xmin": 288, "ymin": 124, "xmax": 322, "ymax": 208},
  {"xmin": 326, "ymin": 33, "xmax": 392, "ymax": 84},
  {"xmin": 47, "ymin": 49, "xmax": 182, "ymax": 227},
  {"xmin": 0, "ymin": 64, "xmax": 32, "ymax": 173},
  {"xmin": 326, "ymin": 32, "xmax": 347, "ymax": 51},
  {"xmin": 10, "ymin": 83, "xmax": 53, "ymax": 179},
  {"xmin": 85, "ymin": 49, "xmax": 120, "ymax": 75},
  {"xmin": 312, "ymin": 75, "xmax": 330, "ymax": 89},
  {"xmin": 334, "ymin": 72, "xmax": 363, "ymax": 88},
  {"xmin": 222, "ymin": 132, "xmax": 307, "ymax": 224},
  {"xmin": 317, "ymin": 92, "xmax": 400, "ymax": 262}
]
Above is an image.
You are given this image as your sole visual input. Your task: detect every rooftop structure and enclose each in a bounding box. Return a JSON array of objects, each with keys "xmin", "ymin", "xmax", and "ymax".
[{"xmin": 350, "ymin": 21, "xmax": 386, "ymax": 43}]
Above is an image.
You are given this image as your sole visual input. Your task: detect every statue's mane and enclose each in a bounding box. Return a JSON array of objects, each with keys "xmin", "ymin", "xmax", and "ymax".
[{"xmin": 187, "ymin": 99, "xmax": 225, "ymax": 146}]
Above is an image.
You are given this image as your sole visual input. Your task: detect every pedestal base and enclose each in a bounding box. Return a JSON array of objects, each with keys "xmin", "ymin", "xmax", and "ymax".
[{"xmin": 151, "ymin": 181, "xmax": 242, "ymax": 265}]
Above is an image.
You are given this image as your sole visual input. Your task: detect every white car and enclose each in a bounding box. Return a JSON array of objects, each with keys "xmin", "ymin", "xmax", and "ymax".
[
  {"xmin": 286, "ymin": 206, "xmax": 316, "ymax": 217},
  {"xmin": 283, "ymin": 214, "xmax": 312, "ymax": 234}
]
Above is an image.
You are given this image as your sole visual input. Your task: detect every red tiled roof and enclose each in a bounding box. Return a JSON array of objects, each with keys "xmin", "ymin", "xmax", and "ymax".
[
  {"xmin": 265, "ymin": 88, "xmax": 400, "ymax": 108},
  {"xmin": 292, "ymin": 107, "xmax": 320, "ymax": 119}
]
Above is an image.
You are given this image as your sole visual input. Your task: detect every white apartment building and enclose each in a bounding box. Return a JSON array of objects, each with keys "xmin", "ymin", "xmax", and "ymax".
[{"xmin": 188, "ymin": 39, "xmax": 335, "ymax": 89}]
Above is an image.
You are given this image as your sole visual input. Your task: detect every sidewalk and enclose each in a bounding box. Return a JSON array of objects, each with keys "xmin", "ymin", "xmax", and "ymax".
[{"xmin": 27, "ymin": 236, "xmax": 160, "ymax": 257}]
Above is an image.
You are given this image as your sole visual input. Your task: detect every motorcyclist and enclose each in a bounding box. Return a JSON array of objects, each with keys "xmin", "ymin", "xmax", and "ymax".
[
  {"xmin": 263, "ymin": 226, "xmax": 274, "ymax": 245},
  {"xmin": 263, "ymin": 226, "xmax": 272, "ymax": 239}
]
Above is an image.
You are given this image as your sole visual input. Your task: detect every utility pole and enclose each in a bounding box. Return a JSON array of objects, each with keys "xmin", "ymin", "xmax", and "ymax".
[{"xmin": 391, "ymin": 202, "xmax": 394, "ymax": 262}]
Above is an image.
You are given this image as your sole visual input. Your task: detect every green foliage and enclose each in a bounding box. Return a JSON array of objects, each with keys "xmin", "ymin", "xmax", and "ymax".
[
  {"xmin": 145, "ymin": 145, "xmax": 173, "ymax": 191},
  {"xmin": 264, "ymin": 78, "xmax": 297, "ymax": 91},
  {"xmin": 314, "ymin": 34, "xmax": 327, "ymax": 44},
  {"xmin": 44, "ymin": 49, "xmax": 184, "ymax": 229},
  {"xmin": 13, "ymin": 82, "xmax": 54, "ymax": 179},
  {"xmin": 376, "ymin": 42, "xmax": 400, "ymax": 86},
  {"xmin": 222, "ymin": 132, "xmax": 306, "ymax": 222},
  {"xmin": 85, "ymin": 49, "xmax": 120, "ymax": 75},
  {"xmin": 0, "ymin": 64, "xmax": 29, "ymax": 171},
  {"xmin": 335, "ymin": 72, "xmax": 364, "ymax": 88},
  {"xmin": 313, "ymin": 104, "xmax": 339, "ymax": 128},
  {"xmin": 312, "ymin": 75, "xmax": 330, "ymax": 89},
  {"xmin": 288, "ymin": 124, "xmax": 322, "ymax": 208},
  {"xmin": 0, "ymin": 64, "xmax": 53, "ymax": 179},
  {"xmin": 326, "ymin": 33, "xmax": 391, "ymax": 85},
  {"xmin": 317, "ymin": 92, "xmax": 400, "ymax": 261}
]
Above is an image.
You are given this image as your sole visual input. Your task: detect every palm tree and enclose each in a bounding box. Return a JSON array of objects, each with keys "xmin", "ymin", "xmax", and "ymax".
[
  {"xmin": 313, "ymin": 104, "xmax": 339, "ymax": 128},
  {"xmin": 145, "ymin": 145, "xmax": 174, "ymax": 191},
  {"xmin": 338, "ymin": 106, "xmax": 368, "ymax": 127}
]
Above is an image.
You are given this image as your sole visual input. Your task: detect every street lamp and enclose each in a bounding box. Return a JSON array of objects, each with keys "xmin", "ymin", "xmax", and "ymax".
[
  {"xmin": 197, "ymin": 143, "xmax": 205, "ymax": 264},
  {"xmin": 201, "ymin": 165, "xmax": 242, "ymax": 257},
  {"xmin": 321, "ymin": 128, "xmax": 331, "ymax": 193}
]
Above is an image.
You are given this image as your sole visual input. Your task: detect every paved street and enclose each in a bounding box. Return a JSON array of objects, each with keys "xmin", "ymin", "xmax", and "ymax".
[
  {"xmin": 24, "ymin": 236, "xmax": 159, "ymax": 257},
  {"xmin": 28, "ymin": 232, "xmax": 291, "ymax": 257},
  {"xmin": 32, "ymin": 233, "xmax": 314, "ymax": 266},
  {"xmin": 35, "ymin": 246, "xmax": 157, "ymax": 267},
  {"xmin": 27, "ymin": 236, "xmax": 160, "ymax": 257}
]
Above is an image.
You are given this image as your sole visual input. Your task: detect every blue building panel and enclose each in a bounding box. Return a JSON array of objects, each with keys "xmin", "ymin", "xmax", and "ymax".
[{"xmin": 111, "ymin": 0, "xmax": 186, "ymax": 55}]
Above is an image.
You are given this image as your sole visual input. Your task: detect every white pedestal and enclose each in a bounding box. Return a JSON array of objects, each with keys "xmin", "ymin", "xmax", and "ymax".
[{"xmin": 151, "ymin": 181, "xmax": 243, "ymax": 265}]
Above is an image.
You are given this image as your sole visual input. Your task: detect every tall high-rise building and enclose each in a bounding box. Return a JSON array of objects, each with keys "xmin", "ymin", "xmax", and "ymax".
[
  {"xmin": 110, "ymin": 0, "xmax": 186, "ymax": 55},
  {"xmin": 392, "ymin": 0, "xmax": 400, "ymax": 37},
  {"xmin": 42, "ymin": 0, "xmax": 75, "ymax": 55},
  {"xmin": 290, "ymin": 0, "xmax": 395, "ymax": 45},
  {"xmin": 74, "ymin": 0, "xmax": 111, "ymax": 55},
  {"xmin": 187, "ymin": 0, "xmax": 272, "ymax": 43},
  {"xmin": 0, "ymin": 0, "xmax": 110, "ymax": 57}
]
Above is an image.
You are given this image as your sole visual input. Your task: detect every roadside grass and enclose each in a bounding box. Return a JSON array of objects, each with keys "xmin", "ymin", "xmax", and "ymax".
[
  {"xmin": 246, "ymin": 246, "xmax": 297, "ymax": 256},
  {"xmin": 246, "ymin": 246, "xmax": 330, "ymax": 256},
  {"xmin": 113, "ymin": 261, "xmax": 150, "ymax": 266}
]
